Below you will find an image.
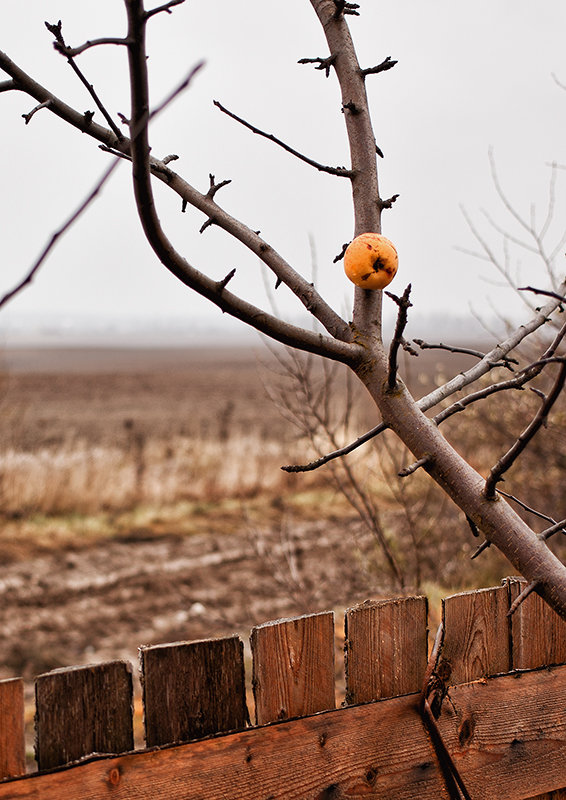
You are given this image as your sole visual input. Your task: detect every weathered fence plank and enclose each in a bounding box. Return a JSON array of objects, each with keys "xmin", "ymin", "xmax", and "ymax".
[
  {"xmin": 4, "ymin": 664, "xmax": 566, "ymax": 800},
  {"xmin": 0, "ymin": 692, "xmax": 446, "ymax": 799},
  {"xmin": 140, "ymin": 635, "xmax": 247, "ymax": 747},
  {"xmin": 435, "ymin": 665, "xmax": 566, "ymax": 800},
  {"xmin": 250, "ymin": 611, "xmax": 335, "ymax": 724},
  {"xmin": 35, "ymin": 661, "xmax": 134, "ymax": 771},
  {"xmin": 344, "ymin": 596, "xmax": 428, "ymax": 703},
  {"xmin": 506, "ymin": 577, "xmax": 566, "ymax": 670},
  {"xmin": 440, "ymin": 585, "xmax": 511, "ymax": 684},
  {"xmin": 0, "ymin": 678, "xmax": 25, "ymax": 780}
]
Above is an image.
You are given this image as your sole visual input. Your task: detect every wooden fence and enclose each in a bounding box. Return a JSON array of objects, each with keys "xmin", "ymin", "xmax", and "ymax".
[{"xmin": 1, "ymin": 577, "xmax": 566, "ymax": 799}]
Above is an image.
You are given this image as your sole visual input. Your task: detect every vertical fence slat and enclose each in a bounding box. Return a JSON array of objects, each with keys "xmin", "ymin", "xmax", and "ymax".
[
  {"xmin": 140, "ymin": 636, "xmax": 248, "ymax": 748},
  {"xmin": 250, "ymin": 612, "xmax": 335, "ymax": 725},
  {"xmin": 344, "ymin": 596, "xmax": 428, "ymax": 704},
  {"xmin": 0, "ymin": 678, "xmax": 25, "ymax": 780},
  {"xmin": 35, "ymin": 661, "xmax": 133, "ymax": 771},
  {"xmin": 439, "ymin": 586, "xmax": 511, "ymax": 685},
  {"xmin": 507, "ymin": 577, "xmax": 566, "ymax": 670}
]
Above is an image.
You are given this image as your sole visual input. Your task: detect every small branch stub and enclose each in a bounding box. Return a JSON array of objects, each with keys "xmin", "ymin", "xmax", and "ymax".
[
  {"xmin": 22, "ymin": 100, "xmax": 51, "ymax": 124},
  {"xmin": 207, "ymin": 173, "xmax": 232, "ymax": 200},
  {"xmin": 297, "ymin": 54, "xmax": 336, "ymax": 77},
  {"xmin": 333, "ymin": 0, "xmax": 360, "ymax": 18},
  {"xmin": 361, "ymin": 56, "xmax": 398, "ymax": 77}
]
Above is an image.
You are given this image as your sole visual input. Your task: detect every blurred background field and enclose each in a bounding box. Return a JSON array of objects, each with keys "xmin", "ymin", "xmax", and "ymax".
[{"xmin": 1, "ymin": 341, "xmax": 565, "ymax": 708}]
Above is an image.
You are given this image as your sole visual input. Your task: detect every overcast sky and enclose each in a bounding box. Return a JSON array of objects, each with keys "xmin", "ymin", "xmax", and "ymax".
[{"xmin": 1, "ymin": 1, "xmax": 565, "ymax": 344}]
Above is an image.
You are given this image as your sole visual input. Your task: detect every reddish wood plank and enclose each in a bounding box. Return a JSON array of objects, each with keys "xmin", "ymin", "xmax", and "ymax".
[
  {"xmin": 345, "ymin": 595, "xmax": 428, "ymax": 703},
  {"xmin": 4, "ymin": 665, "xmax": 566, "ymax": 799},
  {"xmin": 435, "ymin": 665, "xmax": 566, "ymax": 800},
  {"xmin": 507, "ymin": 577, "xmax": 566, "ymax": 670},
  {"xmin": 0, "ymin": 692, "xmax": 446, "ymax": 799},
  {"xmin": 250, "ymin": 611, "xmax": 335, "ymax": 724},
  {"xmin": 140, "ymin": 635, "xmax": 248, "ymax": 747},
  {"xmin": 35, "ymin": 661, "xmax": 134, "ymax": 771},
  {"xmin": 439, "ymin": 585, "xmax": 511, "ymax": 685},
  {"xmin": 0, "ymin": 678, "xmax": 25, "ymax": 780}
]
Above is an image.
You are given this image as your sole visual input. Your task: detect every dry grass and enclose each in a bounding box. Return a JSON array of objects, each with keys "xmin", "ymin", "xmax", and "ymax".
[{"xmin": 1, "ymin": 344, "xmax": 564, "ymax": 590}]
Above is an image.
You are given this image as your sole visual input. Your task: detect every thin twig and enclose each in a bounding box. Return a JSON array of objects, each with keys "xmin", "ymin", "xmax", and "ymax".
[
  {"xmin": 281, "ymin": 421, "xmax": 388, "ymax": 472},
  {"xmin": 471, "ymin": 540, "xmax": 491, "ymax": 559},
  {"xmin": 0, "ymin": 159, "xmax": 120, "ymax": 310},
  {"xmin": 398, "ymin": 456, "xmax": 430, "ymax": 478},
  {"xmin": 22, "ymin": 99, "xmax": 51, "ymax": 124},
  {"xmin": 144, "ymin": 0, "xmax": 185, "ymax": 20},
  {"xmin": 297, "ymin": 54, "xmax": 336, "ymax": 77},
  {"xmin": 53, "ymin": 37, "xmax": 130, "ymax": 58},
  {"xmin": 539, "ymin": 518, "xmax": 566, "ymax": 541},
  {"xmin": 45, "ymin": 20, "xmax": 124, "ymax": 141},
  {"xmin": 213, "ymin": 100, "xmax": 354, "ymax": 177},
  {"xmin": 361, "ymin": 56, "xmax": 397, "ymax": 76},
  {"xmin": 497, "ymin": 489, "xmax": 557, "ymax": 526},
  {"xmin": 413, "ymin": 338, "xmax": 518, "ymax": 368},
  {"xmin": 518, "ymin": 285, "xmax": 566, "ymax": 305},
  {"xmin": 508, "ymin": 581, "xmax": 539, "ymax": 616},
  {"xmin": 386, "ymin": 284, "xmax": 413, "ymax": 390},
  {"xmin": 485, "ymin": 360, "xmax": 566, "ymax": 499}
]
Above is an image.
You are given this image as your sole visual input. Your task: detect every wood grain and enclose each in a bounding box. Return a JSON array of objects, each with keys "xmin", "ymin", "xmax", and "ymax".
[
  {"xmin": 344, "ymin": 595, "xmax": 428, "ymax": 703},
  {"xmin": 435, "ymin": 665, "xmax": 566, "ymax": 800},
  {"xmin": 4, "ymin": 665, "xmax": 566, "ymax": 799},
  {"xmin": 250, "ymin": 611, "xmax": 335, "ymax": 724},
  {"xmin": 140, "ymin": 635, "xmax": 247, "ymax": 747},
  {"xmin": 0, "ymin": 691, "xmax": 445, "ymax": 799},
  {"xmin": 0, "ymin": 678, "xmax": 25, "ymax": 780},
  {"xmin": 35, "ymin": 661, "xmax": 134, "ymax": 771},
  {"xmin": 440, "ymin": 585, "xmax": 511, "ymax": 685},
  {"xmin": 507, "ymin": 577, "xmax": 566, "ymax": 670}
]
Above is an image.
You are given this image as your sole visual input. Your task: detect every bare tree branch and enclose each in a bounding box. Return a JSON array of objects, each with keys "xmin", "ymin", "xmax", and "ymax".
[
  {"xmin": 0, "ymin": 159, "xmax": 120, "ymax": 310},
  {"xmin": 413, "ymin": 338, "xmax": 518, "ymax": 369},
  {"xmin": 485, "ymin": 360, "xmax": 566, "ymax": 499},
  {"xmin": 508, "ymin": 581, "xmax": 539, "ymax": 616},
  {"xmin": 45, "ymin": 20, "xmax": 125, "ymax": 141},
  {"xmin": 144, "ymin": 0, "xmax": 186, "ymax": 20},
  {"xmin": 518, "ymin": 285, "xmax": 566, "ymax": 305},
  {"xmin": 297, "ymin": 54, "xmax": 336, "ymax": 77},
  {"xmin": 539, "ymin": 518, "xmax": 566, "ymax": 542},
  {"xmin": 398, "ymin": 456, "xmax": 431, "ymax": 478},
  {"xmin": 386, "ymin": 284, "xmax": 413, "ymax": 390},
  {"xmin": 124, "ymin": 0, "xmax": 359, "ymax": 364},
  {"xmin": 53, "ymin": 37, "xmax": 130, "ymax": 58},
  {"xmin": 0, "ymin": 50, "xmax": 354, "ymax": 345},
  {"xmin": 361, "ymin": 56, "xmax": 397, "ymax": 77},
  {"xmin": 22, "ymin": 99, "xmax": 51, "ymax": 124},
  {"xmin": 0, "ymin": 78, "xmax": 17, "ymax": 92},
  {"xmin": 213, "ymin": 100, "xmax": 354, "ymax": 177}
]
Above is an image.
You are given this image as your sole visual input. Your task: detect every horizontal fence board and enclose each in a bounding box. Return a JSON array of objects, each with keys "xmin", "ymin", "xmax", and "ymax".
[
  {"xmin": 250, "ymin": 611, "xmax": 335, "ymax": 725},
  {"xmin": 345, "ymin": 595, "xmax": 428, "ymax": 703},
  {"xmin": 435, "ymin": 665, "xmax": 566, "ymax": 800},
  {"xmin": 35, "ymin": 661, "xmax": 134, "ymax": 771},
  {"xmin": 440, "ymin": 585, "xmax": 511, "ymax": 685},
  {"xmin": 140, "ymin": 635, "xmax": 247, "ymax": 747},
  {"xmin": 0, "ymin": 692, "xmax": 446, "ymax": 800},
  {"xmin": 4, "ymin": 665, "xmax": 566, "ymax": 799},
  {"xmin": 507, "ymin": 578, "xmax": 566, "ymax": 670},
  {"xmin": 0, "ymin": 678, "xmax": 25, "ymax": 780}
]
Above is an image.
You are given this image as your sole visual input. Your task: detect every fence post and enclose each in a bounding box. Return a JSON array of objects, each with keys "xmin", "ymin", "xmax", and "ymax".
[
  {"xmin": 439, "ymin": 585, "xmax": 511, "ymax": 685},
  {"xmin": 250, "ymin": 612, "xmax": 335, "ymax": 725},
  {"xmin": 344, "ymin": 596, "xmax": 428, "ymax": 704},
  {"xmin": 35, "ymin": 661, "xmax": 134, "ymax": 771},
  {"xmin": 140, "ymin": 635, "xmax": 248, "ymax": 747},
  {"xmin": 0, "ymin": 678, "xmax": 25, "ymax": 780}
]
